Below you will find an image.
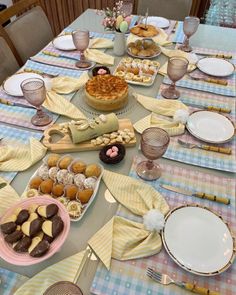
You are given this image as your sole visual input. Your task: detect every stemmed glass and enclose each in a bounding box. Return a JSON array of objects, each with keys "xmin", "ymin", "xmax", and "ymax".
[
  {"xmin": 136, "ymin": 128, "xmax": 170, "ymax": 181},
  {"xmin": 161, "ymin": 56, "xmax": 189, "ymax": 99},
  {"xmin": 72, "ymin": 29, "xmax": 92, "ymax": 69},
  {"xmin": 179, "ymin": 16, "xmax": 200, "ymax": 52},
  {"xmin": 21, "ymin": 78, "xmax": 52, "ymax": 126}
]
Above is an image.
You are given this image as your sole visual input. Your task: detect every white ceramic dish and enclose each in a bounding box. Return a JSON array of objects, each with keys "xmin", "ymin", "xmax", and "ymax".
[
  {"xmin": 186, "ymin": 110, "xmax": 235, "ymax": 143},
  {"xmin": 162, "ymin": 205, "xmax": 235, "ymax": 276},
  {"xmin": 197, "ymin": 57, "xmax": 235, "ymax": 77},
  {"xmin": 141, "ymin": 16, "xmax": 170, "ymax": 29},
  {"xmin": 3, "ymin": 73, "xmax": 44, "ymax": 97},
  {"xmin": 52, "ymin": 35, "xmax": 76, "ymax": 51}
]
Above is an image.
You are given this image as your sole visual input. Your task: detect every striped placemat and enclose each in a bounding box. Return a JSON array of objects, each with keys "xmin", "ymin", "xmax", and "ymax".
[
  {"xmin": 0, "ymin": 124, "xmax": 43, "ymax": 182},
  {"xmin": 91, "ymin": 157, "xmax": 236, "ymax": 295},
  {"xmin": 157, "ymin": 85, "xmax": 236, "ymax": 173},
  {"xmin": 170, "ymin": 21, "xmax": 184, "ymax": 43},
  {"xmin": 163, "ymin": 47, "xmax": 236, "ymax": 97},
  {"xmin": 0, "ymin": 267, "xmax": 28, "ymax": 295}
]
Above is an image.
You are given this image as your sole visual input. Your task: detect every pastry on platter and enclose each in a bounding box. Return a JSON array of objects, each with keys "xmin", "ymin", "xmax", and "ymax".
[
  {"xmin": 130, "ymin": 24, "xmax": 158, "ymax": 37},
  {"xmin": 127, "ymin": 39, "xmax": 161, "ymax": 58},
  {"xmin": 85, "ymin": 74, "xmax": 128, "ymax": 111}
]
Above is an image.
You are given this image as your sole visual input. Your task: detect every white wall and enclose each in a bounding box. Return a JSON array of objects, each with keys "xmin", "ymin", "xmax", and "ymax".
[{"xmin": 0, "ymin": 0, "xmax": 12, "ymax": 7}]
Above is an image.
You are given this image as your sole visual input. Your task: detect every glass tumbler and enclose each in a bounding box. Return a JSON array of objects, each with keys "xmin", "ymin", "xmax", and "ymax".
[{"xmin": 179, "ymin": 16, "xmax": 200, "ymax": 52}]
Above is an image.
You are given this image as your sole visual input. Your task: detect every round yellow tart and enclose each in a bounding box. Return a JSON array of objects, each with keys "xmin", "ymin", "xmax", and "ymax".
[{"xmin": 84, "ymin": 74, "xmax": 129, "ymax": 111}]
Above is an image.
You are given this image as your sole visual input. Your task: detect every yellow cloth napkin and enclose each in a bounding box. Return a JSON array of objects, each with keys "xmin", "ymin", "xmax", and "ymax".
[
  {"xmin": 89, "ymin": 38, "xmax": 113, "ymax": 49},
  {"xmin": 14, "ymin": 250, "xmax": 86, "ymax": 295},
  {"xmin": 159, "ymin": 47, "xmax": 197, "ymax": 75},
  {"xmin": 85, "ymin": 49, "xmax": 114, "ymax": 65},
  {"xmin": 134, "ymin": 94, "xmax": 188, "ymax": 136},
  {"xmin": 0, "ymin": 138, "xmax": 47, "ymax": 172},
  {"xmin": 88, "ymin": 170, "xmax": 169, "ymax": 270},
  {"xmin": 44, "ymin": 72, "xmax": 89, "ymax": 119},
  {"xmin": 127, "ymin": 28, "xmax": 171, "ymax": 46},
  {"xmin": 0, "ymin": 177, "xmax": 20, "ymax": 216}
]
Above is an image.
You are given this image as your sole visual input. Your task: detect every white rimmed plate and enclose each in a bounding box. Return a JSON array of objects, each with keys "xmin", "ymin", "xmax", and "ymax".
[
  {"xmin": 52, "ymin": 35, "xmax": 76, "ymax": 51},
  {"xmin": 162, "ymin": 205, "xmax": 235, "ymax": 276},
  {"xmin": 3, "ymin": 72, "xmax": 44, "ymax": 97},
  {"xmin": 186, "ymin": 110, "xmax": 235, "ymax": 143},
  {"xmin": 142, "ymin": 16, "xmax": 170, "ymax": 29},
  {"xmin": 197, "ymin": 57, "xmax": 235, "ymax": 77}
]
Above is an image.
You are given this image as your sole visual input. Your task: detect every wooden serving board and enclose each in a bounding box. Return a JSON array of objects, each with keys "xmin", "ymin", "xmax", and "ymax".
[{"xmin": 42, "ymin": 118, "xmax": 136, "ymax": 153}]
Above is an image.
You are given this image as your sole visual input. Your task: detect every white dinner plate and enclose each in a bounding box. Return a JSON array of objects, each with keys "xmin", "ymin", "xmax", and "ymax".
[
  {"xmin": 197, "ymin": 57, "xmax": 235, "ymax": 77},
  {"xmin": 186, "ymin": 110, "xmax": 235, "ymax": 143},
  {"xmin": 162, "ymin": 205, "xmax": 235, "ymax": 276},
  {"xmin": 3, "ymin": 72, "xmax": 44, "ymax": 97},
  {"xmin": 142, "ymin": 16, "xmax": 170, "ymax": 29},
  {"xmin": 52, "ymin": 35, "xmax": 76, "ymax": 51}
]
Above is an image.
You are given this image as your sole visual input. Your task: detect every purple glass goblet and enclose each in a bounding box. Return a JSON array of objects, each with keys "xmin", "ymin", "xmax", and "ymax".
[
  {"xmin": 136, "ymin": 127, "xmax": 170, "ymax": 181},
  {"xmin": 21, "ymin": 78, "xmax": 52, "ymax": 126},
  {"xmin": 72, "ymin": 29, "xmax": 92, "ymax": 69},
  {"xmin": 161, "ymin": 56, "xmax": 189, "ymax": 99},
  {"xmin": 179, "ymin": 16, "xmax": 200, "ymax": 52}
]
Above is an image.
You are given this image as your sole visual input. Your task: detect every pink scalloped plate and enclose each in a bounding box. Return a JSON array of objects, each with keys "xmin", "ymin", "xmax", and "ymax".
[{"xmin": 0, "ymin": 196, "xmax": 70, "ymax": 265}]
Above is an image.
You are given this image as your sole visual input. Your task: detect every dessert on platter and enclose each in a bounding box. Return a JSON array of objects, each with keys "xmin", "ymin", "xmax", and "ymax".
[
  {"xmin": 130, "ymin": 24, "xmax": 158, "ymax": 37},
  {"xmin": 0, "ymin": 197, "xmax": 69, "ymax": 265},
  {"xmin": 84, "ymin": 74, "xmax": 129, "ymax": 111},
  {"xmin": 92, "ymin": 66, "xmax": 110, "ymax": 76},
  {"xmin": 127, "ymin": 39, "xmax": 161, "ymax": 58},
  {"xmin": 99, "ymin": 144, "xmax": 126, "ymax": 164},
  {"xmin": 114, "ymin": 57, "xmax": 160, "ymax": 86},
  {"xmin": 24, "ymin": 154, "xmax": 103, "ymax": 222}
]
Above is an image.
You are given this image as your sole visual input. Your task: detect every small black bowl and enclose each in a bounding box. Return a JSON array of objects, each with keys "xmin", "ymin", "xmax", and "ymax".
[
  {"xmin": 99, "ymin": 144, "xmax": 126, "ymax": 164},
  {"xmin": 92, "ymin": 66, "xmax": 110, "ymax": 77}
]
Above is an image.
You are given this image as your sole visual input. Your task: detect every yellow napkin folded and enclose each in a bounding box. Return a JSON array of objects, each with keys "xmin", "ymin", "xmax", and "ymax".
[
  {"xmin": 14, "ymin": 250, "xmax": 86, "ymax": 295},
  {"xmin": 88, "ymin": 170, "xmax": 169, "ymax": 270},
  {"xmin": 43, "ymin": 72, "xmax": 89, "ymax": 119},
  {"xmin": 134, "ymin": 94, "xmax": 188, "ymax": 136},
  {"xmin": 0, "ymin": 177, "xmax": 20, "ymax": 215},
  {"xmin": 0, "ymin": 138, "xmax": 47, "ymax": 172},
  {"xmin": 127, "ymin": 28, "xmax": 171, "ymax": 46},
  {"xmin": 85, "ymin": 49, "xmax": 114, "ymax": 65},
  {"xmin": 89, "ymin": 38, "xmax": 113, "ymax": 49},
  {"xmin": 159, "ymin": 47, "xmax": 197, "ymax": 75}
]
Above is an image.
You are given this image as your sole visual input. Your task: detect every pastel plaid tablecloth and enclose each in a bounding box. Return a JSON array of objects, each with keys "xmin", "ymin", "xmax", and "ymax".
[
  {"xmin": 0, "ymin": 124, "xmax": 42, "ymax": 182},
  {"xmin": 0, "ymin": 267, "xmax": 28, "ymax": 295},
  {"xmin": 163, "ymin": 47, "xmax": 236, "ymax": 97},
  {"xmin": 156, "ymin": 85, "xmax": 236, "ymax": 173},
  {"xmin": 170, "ymin": 21, "xmax": 184, "ymax": 43},
  {"xmin": 91, "ymin": 157, "xmax": 236, "ymax": 295}
]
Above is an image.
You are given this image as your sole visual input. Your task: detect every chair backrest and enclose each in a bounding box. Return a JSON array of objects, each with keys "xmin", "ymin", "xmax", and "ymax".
[
  {"xmin": 0, "ymin": 0, "xmax": 53, "ymax": 66},
  {"xmin": 0, "ymin": 36, "xmax": 19, "ymax": 84},
  {"xmin": 137, "ymin": 0, "xmax": 193, "ymax": 21}
]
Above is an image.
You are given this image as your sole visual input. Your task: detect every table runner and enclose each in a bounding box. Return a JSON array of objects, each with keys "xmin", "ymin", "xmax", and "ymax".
[
  {"xmin": 0, "ymin": 124, "xmax": 42, "ymax": 182},
  {"xmin": 163, "ymin": 47, "xmax": 236, "ymax": 97},
  {"xmin": 0, "ymin": 267, "xmax": 28, "ymax": 295},
  {"xmin": 91, "ymin": 157, "xmax": 236, "ymax": 295},
  {"xmin": 170, "ymin": 21, "xmax": 184, "ymax": 43},
  {"xmin": 156, "ymin": 85, "xmax": 236, "ymax": 173}
]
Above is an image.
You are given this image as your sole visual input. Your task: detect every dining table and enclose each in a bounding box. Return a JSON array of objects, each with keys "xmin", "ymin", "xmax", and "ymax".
[{"xmin": 0, "ymin": 8, "xmax": 236, "ymax": 295}]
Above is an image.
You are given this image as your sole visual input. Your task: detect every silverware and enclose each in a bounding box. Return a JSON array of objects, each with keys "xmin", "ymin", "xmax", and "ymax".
[
  {"xmin": 160, "ymin": 183, "xmax": 230, "ymax": 205},
  {"xmin": 187, "ymin": 73, "xmax": 228, "ymax": 86},
  {"xmin": 195, "ymin": 52, "xmax": 232, "ymax": 59},
  {"xmin": 178, "ymin": 138, "xmax": 232, "ymax": 155},
  {"xmin": 171, "ymin": 20, "xmax": 178, "ymax": 32},
  {"xmin": 180, "ymin": 101, "xmax": 231, "ymax": 113},
  {"xmin": 147, "ymin": 268, "xmax": 220, "ymax": 295},
  {"xmin": 0, "ymin": 97, "xmax": 36, "ymax": 109},
  {"xmin": 144, "ymin": 8, "xmax": 149, "ymax": 30},
  {"xmin": 42, "ymin": 50, "xmax": 79, "ymax": 62},
  {"xmin": 0, "ymin": 183, "xmax": 7, "ymax": 190},
  {"xmin": 24, "ymin": 68, "xmax": 59, "ymax": 78}
]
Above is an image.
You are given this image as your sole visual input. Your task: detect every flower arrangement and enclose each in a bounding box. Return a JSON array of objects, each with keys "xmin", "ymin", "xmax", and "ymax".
[{"xmin": 100, "ymin": 1, "xmax": 132, "ymax": 32}]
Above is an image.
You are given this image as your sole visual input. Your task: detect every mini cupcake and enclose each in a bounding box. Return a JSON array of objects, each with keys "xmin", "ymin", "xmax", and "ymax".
[
  {"xmin": 77, "ymin": 189, "xmax": 93, "ymax": 204},
  {"xmin": 47, "ymin": 154, "xmax": 61, "ymax": 168},
  {"xmin": 67, "ymin": 201, "xmax": 82, "ymax": 219},
  {"xmin": 56, "ymin": 169, "xmax": 74, "ymax": 185},
  {"xmin": 58, "ymin": 156, "xmax": 73, "ymax": 169},
  {"xmin": 70, "ymin": 160, "xmax": 86, "ymax": 174},
  {"xmin": 65, "ymin": 184, "xmax": 78, "ymax": 200},
  {"xmin": 84, "ymin": 177, "xmax": 97, "ymax": 190},
  {"xmin": 48, "ymin": 167, "xmax": 59, "ymax": 181},
  {"xmin": 74, "ymin": 174, "xmax": 86, "ymax": 190},
  {"xmin": 85, "ymin": 164, "xmax": 101, "ymax": 178}
]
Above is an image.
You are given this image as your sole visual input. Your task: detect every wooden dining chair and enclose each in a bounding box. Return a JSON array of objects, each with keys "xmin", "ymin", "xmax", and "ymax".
[
  {"xmin": 0, "ymin": 37, "xmax": 19, "ymax": 84},
  {"xmin": 137, "ymin": 0, "xmax": 193, "ymax": 20},
  {"xmin": 0, "ymin": 0, "xmax": 54, "ymax": 66}
]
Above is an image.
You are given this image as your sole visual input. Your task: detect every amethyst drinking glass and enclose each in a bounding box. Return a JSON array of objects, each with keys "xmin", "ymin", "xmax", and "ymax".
[
  {"xmin": 179, "ymin": 16, "xmax": 200, "ymax": 52},
  {"xmin": 161, "ymin": 56, "xmax": 189, "ymax": 99},
  {"xmin": 72, "ymin": 29, "xmax": 92, "ymax": 69},
  {"xmin": 21, "ymin": 78, "xmax": 52, "ymax": 126},
  {"xmin": 136, "ymin": 128, "xmax": 170, "ymax": 181}
]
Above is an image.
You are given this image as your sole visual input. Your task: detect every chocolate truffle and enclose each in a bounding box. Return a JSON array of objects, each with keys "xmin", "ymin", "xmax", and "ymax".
[
  {"xmin": 71, "ymin": 161, "xmax": 86, "ymax": 174},
  {"xmin": 85, "ymin": 164, "xmax": 101, "ymax": 178},
  {"xmin": 48, "ymin": 167, "xmax": 59, "ymax": 181},
  {"xmin": 40, "ymin": 179, "xmax": 54, "ymax": 194},
  {"xmin": 65, "ymin": 185, "xmax": 78, "ymax": 200},
  {"xmin": 37, "ymin": 204, "xmax": 59, "ymax": 218},
  {"xmin": 28, "ymin": 237, "xmax": 50, "ymax": 257},
  {"xmin": 84, "ymin": 177, "xmax": 97, "ymax": 190},
  {"xmin": 16, "ymin": 209, "xmax": 30, "ymax": 225},
  {"xmin": 56, "ymin": 170, "xmax": 74, "ymax": 185},
  {"xmin": 5, "ymin": 230, "xmax": 23, "ymax": 244},
  {"xmin": 21, "ymin": 218, "xmax": 43, "ymax": 237},
  {"xmin": 52, "ymin": 183, "xmax": 65, "ymax": 197},
  {"xmin": 74, "ymin": 174, "xmax": 86, "ymax": 190},
  {"xmin": 42, "ymin": 215, "xmax": 64, "ymax": 238},
  {"xmin": 77, "ymin": 189, "xmax": 93, "ymax": 204},
  {"xmin": 58, "ymin": 156, "xmax": 73, "ymax": 169},
  {"xmin": 47, "ymin": 154, "xmax": 61, "ymax": 167},
  {"xmin": 14, "ymin": 236, "xmax": 32, "ymax": 252},
  {"xmin": 29, "ymin": 176, "xmax": 43, "ymax": 190},
  {"xmin": 38, "ymin": 165, "xmax": 49, "ymax": 180}
]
